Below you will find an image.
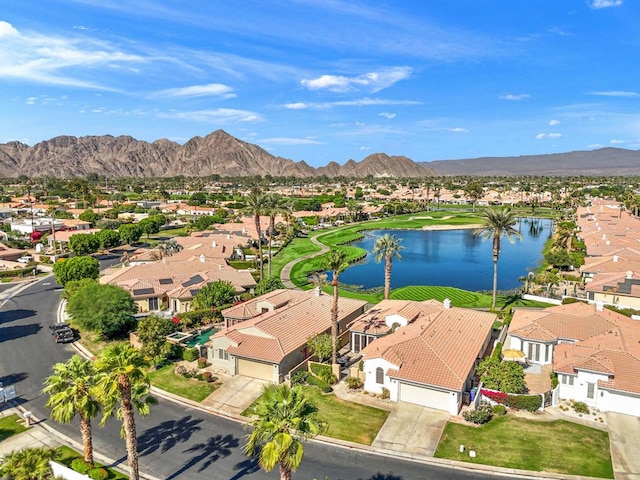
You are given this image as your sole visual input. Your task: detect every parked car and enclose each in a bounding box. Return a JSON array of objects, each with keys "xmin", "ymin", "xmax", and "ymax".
[
  {"xmin": 50, "ymin": 322, "xmax": 70, "ymax": 334},
  {"xmin": 17, "ymin": 255, "xmax": 33, "ymax": 264},
  {"xmin": 54, "ymin": 327, "xmax": 75, "ymax": 343}
]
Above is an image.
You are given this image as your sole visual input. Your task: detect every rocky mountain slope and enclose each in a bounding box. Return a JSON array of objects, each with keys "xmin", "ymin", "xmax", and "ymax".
[{"xmin": 0, "ymin": 130, "xmax": 431, "ymax": 178}]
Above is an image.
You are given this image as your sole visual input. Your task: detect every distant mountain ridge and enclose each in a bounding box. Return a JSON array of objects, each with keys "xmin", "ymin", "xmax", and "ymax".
[
  {"xmin": 421, "ymin": 148, "xmax": 640, "ymax": 176},
  {"xmin": 1, "ymin": 130, "xmax": 638, "ymax": 178},
  {"xmin": 0, "ymin": 130, "xmax": 433, "ymax": 179}
]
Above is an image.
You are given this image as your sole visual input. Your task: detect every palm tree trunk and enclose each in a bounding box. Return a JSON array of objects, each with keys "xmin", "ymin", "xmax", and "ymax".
[
  {"xmin": 279, "ymin": 464, "xmax": 292, "ymax": 480},
  {"xmin": 80, "ymin": 415, "xmax": 94, "ymax": 466},
  {"xmin": 267, "ymin": 214, "xmax": 275, "ymax": 278},
  {"xmin": 119, "ymin": 378, "xmax": 140, "ymax": 480},
  {"xmin": 384, "ymin": 256, "xmax": 392, "ymax": 300},
  {"xmin": 331, "ymin": 276, "xmax": 339, "ymax": 365},
  {"xmin": 491, "ymin": 236, "xmax": 501, "ymax": 310},
  {"xmin": 254, "ymin": 214, "xmax": 263, "ymax": 281}
]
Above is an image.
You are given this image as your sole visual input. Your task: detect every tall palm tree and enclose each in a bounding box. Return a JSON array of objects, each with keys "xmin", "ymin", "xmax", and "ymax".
[
  {"xmin": 325, "ymin": 249, "xmax": 348, "ymax": 364},
  {"xmin": 244, "ymin": 384, "xmax": 326, "ymax": 480},
  {"xmin": 474, "ymin": 208, "xmax": 522, "ymax": 310},
  {"xmin": 43, "ymin": 355, "xmax": 101, "ymax": 466},
  {"xmin": 244, "ymin": 187, "xmax": 267, "ymax": 281},
  {"xmin": 0, "ymin": 447, "xmax": 58, "ymax": 480},
  {"xmin": 265, "ymin": 193, "xmax": 286, "ymax": 278},
  {"xmin": 372, "ymin": 234, "xmax": 404, "ymax": 300},
  {"xmin": 95, "ymin": 344, "xmax": 156, "ymax": 480}
]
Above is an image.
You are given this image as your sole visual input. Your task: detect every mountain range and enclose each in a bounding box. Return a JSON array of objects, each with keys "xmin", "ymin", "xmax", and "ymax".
[{"xmin": 0, "ymin": 129, "xmax": 638, "ymax": 178}]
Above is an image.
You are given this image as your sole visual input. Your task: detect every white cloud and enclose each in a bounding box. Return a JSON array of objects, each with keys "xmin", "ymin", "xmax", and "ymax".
[
  {"xmin": 590, "ymin": 90, "xmax": 639, "ymax": 97},
  {"xmin": 284, "ymin": 102, "xmax": 308, "ymax": 109},
  {"xmin": 588, "ymin": 0, "xmax": 623, "ymax": 9},
  {"xmin": 259, "ymin": 137, "xmax": 323, "ymax": 146},
  {"xmin": 499, "ymin": 93, "xmax": 530, "ymax": 101},
  {"xmin": 360, "ymin": 146, "xmax": 371, "ymax": 151},
  {"xmin": 158, "ymin": 108, "xmax": 262, "ymax": 123},
  {"xmin": 448, "ymin": 127, "xmax": 469, "ymax": 133},
  {"xmin": 379, "ymin": 112, "xmax": 396, "ymax": 119},
  {"xmin": 301, "ymin": 67, "xmax": 412, "ymax": 93},
  {"xmin": 549, "ymin": 119, "xmax": 560, "ymax": 126},
  {"xmin": 610, "ymin": 139, "xmax": 626, "ymax": 144},
  {"xmin": 587, "ymin": 143, "xmax": 605, "ymax": 148},
  {"xmin": 535, "ymin": 133, "xmax": 563, "ymax": 139},
  {"xmin": 26, "ymin": 97, "xmax": 37, "ymax": 105},
  {"xmin": 154, "ymin": 83, "xmax": 235, "ymax": 98}
]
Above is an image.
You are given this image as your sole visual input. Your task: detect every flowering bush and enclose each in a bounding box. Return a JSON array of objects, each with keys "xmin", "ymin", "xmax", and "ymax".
[{"xmin": 463, "ymin": 401, "xmax": 493, "ymax": 424}]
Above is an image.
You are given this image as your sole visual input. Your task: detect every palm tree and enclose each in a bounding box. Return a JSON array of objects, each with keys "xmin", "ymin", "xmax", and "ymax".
[
  {"xmin": 552, "ymin": 222, "xmax": 574, "ymax": 251},
  {"xmin": 325, "ymin": 249, "xmax": 348, "ymax": 364},
  {"xmin": 474, "ymin": 208, "xmax": 522, "ymax": 310},
  {"xmin": 95, "ymin": 344, "xmax": 156, "ymax": 480},
  {"xmin": 43, "ymin": 355, "xmax": 101, "ymax": 466},
  {"xmin": 265, "ymin": 193, "xmax": 286, "ymax": 278},
  {"xmin": 372, "ymin": 234, "xmax": 404, "ymax": 300},
  {"xmin": 244, "ymin": 187, "xmax": 267, "ymax": 281},
  {"xmin": 244, "ymin": 384, "xmax": 326, "ymax": 480},
  {"xmin": 0, "ymin": 447, "xmax": 58, "ymax": 480}
]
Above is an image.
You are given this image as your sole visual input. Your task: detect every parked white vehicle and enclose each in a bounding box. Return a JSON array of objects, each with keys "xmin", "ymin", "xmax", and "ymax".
[{"xmin": 17, "ymin": 255, "xmax": 33, "ymax": 264}]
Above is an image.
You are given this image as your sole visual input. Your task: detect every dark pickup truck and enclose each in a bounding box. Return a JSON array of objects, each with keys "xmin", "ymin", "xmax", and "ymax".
[{"xmin": 51, "ymin": 323, "xmax": 74, "ymax": 343}]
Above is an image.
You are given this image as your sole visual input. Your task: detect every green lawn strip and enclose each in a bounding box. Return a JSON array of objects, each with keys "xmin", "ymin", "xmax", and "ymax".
[
  {"xmin": 434, "ymin": 416, "xmax": 613, "ymax": 478},
  {"xmin": 148, "ymin": 364, "xmax": 217, "ymax": 402},
  {"xmin": 56, "ymin": 445, "xmax": 129, "ymax": 479},
  {"xmin": 269, "ymin": 236, "xmax": 323, "ymax": 278},
  {"xmin": 0, "ymin": 414, "xmax": 28, "ymax": 443},
  {"xmin": 243, "ymin": 385, "xmax": 388, "ymax": 445}
]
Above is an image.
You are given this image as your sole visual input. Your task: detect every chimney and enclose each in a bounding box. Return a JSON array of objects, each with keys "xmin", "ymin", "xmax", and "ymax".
[
  {"xmin": 627, "ymin": 271, "xmax": 633, "ymax": 279},
  {"xmin": 613, "ymin": 255, "xmax": 619, "ymax": 262},
  {"xmin": 314, "ymin": 286, "xmax": 322, "ymax": 297},
  {"xmin": 226, "ymin": 234, "xmax": 231, "ymax": 239},
  {"xmin": 443, "ymin": 298, "xmax": 451, "ymax": 309},
  {"xmin": 199, "ymin": 254, "xmax": 205, "ymax": 263},
  {"xmin": 602, "ymin": 234, "xmax": 606, "ymax": 240},
  {"xmin": 219, "ymin": 264, "xmax": 223, "ymax": 270},
  {"xmin": 211, "ymin": 240, "xmax": 217, "ymax": 247},
  {"xmin": 595, "ymin": 301, "xmax": 604, "ymax": 312}
]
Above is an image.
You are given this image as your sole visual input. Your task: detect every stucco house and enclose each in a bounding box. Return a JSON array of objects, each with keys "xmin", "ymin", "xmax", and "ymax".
[
  {"xmin": 507, "ymin": 302, "xmax": 640, "ymax": 415},
  {"xmin": 584, "ymin": 271, "xmax": 640, "ymax": 310},
  {"xmin": 357, "ymin": 299, "xmax": 496, "ymax": 415},
  {"xmin": 207, "ymin": 290, "xmax": 367, "ymax": 383},
  {"xmin": 220, "ymin": 289, "xmax": 310, "ymax": 329}
]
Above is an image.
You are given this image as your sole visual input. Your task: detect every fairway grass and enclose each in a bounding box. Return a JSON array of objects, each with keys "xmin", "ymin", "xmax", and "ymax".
[{"xmin": 435, "ymin": 416, "xmax": 614, "ymax": 478}]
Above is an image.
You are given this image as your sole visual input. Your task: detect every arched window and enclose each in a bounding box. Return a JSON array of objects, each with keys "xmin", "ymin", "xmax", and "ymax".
[{"xmin": 376, "ymin": 367, "xmax": 384, "ymax": 384}]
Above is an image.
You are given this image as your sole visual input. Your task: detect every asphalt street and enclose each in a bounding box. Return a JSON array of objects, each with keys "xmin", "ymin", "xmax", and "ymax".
[{"xmin": 0, "ymin": 277, "xmax": 518, "ymax": 480}]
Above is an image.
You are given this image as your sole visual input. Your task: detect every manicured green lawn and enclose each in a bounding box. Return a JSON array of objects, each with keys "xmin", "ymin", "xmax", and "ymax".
[
  {"xmin": 148, "ymin": 364, "xmax": 217, "ymax": 402},
  {"xmin": 435, "ymin": 416, "xmax": 614, "ymax": 478},
  {"xmin": 243, "ymin": 385, "xmax": 389, "ymax": 445},
  {"xmin": 391, "ymin": 286, "xmax": 554, "ymax": 309},
  {"xmin": 56, "ymin": 445, "xmax": 129, "ymax": 479},
  {"xmin": 0, "ymin": 414, "xmax": 28, "ymax": 443}
]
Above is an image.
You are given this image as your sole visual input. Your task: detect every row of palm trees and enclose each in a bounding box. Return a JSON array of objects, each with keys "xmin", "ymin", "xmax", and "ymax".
[{"xmin": 42, "ymin": 345, "xmax": 155, "ymax": 480}]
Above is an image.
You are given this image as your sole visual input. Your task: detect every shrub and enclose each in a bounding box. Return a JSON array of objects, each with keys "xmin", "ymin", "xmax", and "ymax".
[
  {"xmin": 197, "ymin": 373, "xmax": 204, "ymax": 381},
  {"xmin": 309, "ymin": 362, "xmax": 332, "ymax": 380},
  {"xmin": 291, "ymin": 371, "xmax": 309, "ymax": 386},
  {"xmin": 40, "ymin": 255, "xmax": 51, "ymax": 264},
  {"xmin": 88, "ymin": 467, "xmax": 109, "ymax": 480},
  {"xmin": 550, "ymin": 372, "xmax": 559, "ymax": 389},
  {"xmin": 493, "ymin": 404, "xmax": 507, "ymax": 416},
  {"xmin": 572, "ymin": 401, "xmax": 590, "ymax": 414},
  {"xmin": 197, "ymin": 357, "xmax": 208, "ymax": 368},
  {"xmin": 307, "ymin": 375, "xmax": 332, "ymax": 393},
  {"xmin": 381, "ymin": 387, "xmax": 390, "ymax": 399},
  {"xmin": 201, "ymin": 371, "xmax": 213, "ymax": 383},
  {"xmin": 481, "ymin": 389, "xmax": 542, "ymax": 412},
  {"xmin": 174, "ymin": 365, "xmax": 187, "ymax": 376},
  {"xmin": 345, "ymin": 376, "xmax": 363, "ymax": 389},
  {"xmin": 182, "ymin": 347, "xmax": 199, "ymax": 362},
  {"xmin": 463, "ymin": 401, "xmax": 493, "ymax": 424},
  {"xmin": 71, "ymin": 458, "xmax": 92, "ymax": 474},
  {"xmin": 326, "ymin": 373, "xmax": 338, "ymax": 385}
]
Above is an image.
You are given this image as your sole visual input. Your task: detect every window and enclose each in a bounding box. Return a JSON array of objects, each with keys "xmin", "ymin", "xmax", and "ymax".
[
  {"xmin": 353, "ymin": 334, "xmax": 361, "ymax": 353},
  {"xmin": 148, "ymin": 297, "xmax": 159, "ymax": 311},
  {"xmin": 217, "ymin": 349, "xmax": 228, "ymax": 361},
  {"xmin": 375, "ymin": 367, "xmax": 384, "ymax": 385},
  {"xmin": 587, "ymin": 382, "xmax": 595, "ymax": 399},
  {"xmin": 561, "ymin": 375, "xmax": 567, "ymax": 384},
  {"xmin": 568, "ymin": 376, "xmax": 574, "ymax": 386}
]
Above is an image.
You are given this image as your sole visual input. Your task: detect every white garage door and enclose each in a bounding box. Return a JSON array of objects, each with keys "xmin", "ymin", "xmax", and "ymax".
[
  {"xmin": 399, "ymin": 382, "xmax": 451, "ymax": 411},
  {"xmin": 237, "ymin": 358, "xmax": 274, "ymax": 381}
]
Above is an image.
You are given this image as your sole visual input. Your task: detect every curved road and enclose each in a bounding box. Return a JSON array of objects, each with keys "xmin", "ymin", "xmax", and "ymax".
[{"xmin": 1, "ymin": 278, "xmax": 518, "ymax": 480}]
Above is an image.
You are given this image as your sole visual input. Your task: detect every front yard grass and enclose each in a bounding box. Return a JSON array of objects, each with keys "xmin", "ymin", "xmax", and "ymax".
[
  {"xmin": 434, "ymin": 416, "xmax": 614, "ymax": 478},
  {"xmin": 148, "ymin": 364, "xmax": 217, "ymax": 402},
  {"xmin": 243, "ymin": 385, "xmax": 389, "ymax": 445},
  {"xmin": 56, "ymin": 445, "xmax": 129, "ymax": 479},
  {"xmin": 0, "ymin": 414, "xmax": 28, "ymax": 443}
]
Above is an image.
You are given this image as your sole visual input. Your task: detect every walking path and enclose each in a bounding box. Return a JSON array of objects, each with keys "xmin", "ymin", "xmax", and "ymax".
[{"xmin": 280, "ymin": 232, "xmax": 329, "ymax": 289}]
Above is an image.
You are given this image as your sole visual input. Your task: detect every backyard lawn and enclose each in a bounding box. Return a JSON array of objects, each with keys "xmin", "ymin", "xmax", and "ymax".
[
  {"xmin": 0, "ymin": 414, "xmax": 28, "ymax": 443},
  {"xmin": 435, "ymin": 416, "xmax": 614, "ymax": 478},
  {"xmin": 148, "ymin": 364, "xmax": 218, "ymax": 402},
  {"xmin": 243, "ymin": 385, "xmax": 389, "ymax": 445}
]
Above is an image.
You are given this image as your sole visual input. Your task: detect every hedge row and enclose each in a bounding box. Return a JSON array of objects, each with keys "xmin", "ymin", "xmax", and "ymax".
[{"xmin": 481, "ymin": 388, "xmax": 542, "ymax": 412}]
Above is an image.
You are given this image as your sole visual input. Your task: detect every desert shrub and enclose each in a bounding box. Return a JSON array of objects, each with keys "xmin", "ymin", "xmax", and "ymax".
[
  {"xmin": 572, "ymin": 401, "xmax": 590, "ymax": 414},
  {"xmin": 201, "ymin": 371, "xmax": 213, "ymax": 382},
  {"xmin": 197, "ymin": 357, "xmax": 208, "ymax": 368},
  {"xmin": 346, "ymin": 376, "xmax": 363, "ymax": 389},
  {"xmin": 381, "ymin": 387, "xmax": 390, "ymax": 399},
  {"xmin": 307, "ymin": 375, "xmax": 332, "ymax": 393},
  {"xmin": 88, "ymin": 467, "xmax": 109, "ymax": 480},
  {"xmin": 71, "ymin": 458, "xmax": 92, "ymax": 474},
  {"xmin": 182, "ymin": 347, "xmax": 199, "ymax": 362},
  {"xmin": 291, "ymin": 371, "xmax": 309, "ymax": 386},
  {"xmin": 174, "ymin": 365, "xmax": 187, "ymax": 376},
  {"xmin": 493, "ymin": 404, "xmax": 507, "ymax": 416},
  {"xmin": 463, "ymin": 401, "xmax": 493, "ymax": 424}
]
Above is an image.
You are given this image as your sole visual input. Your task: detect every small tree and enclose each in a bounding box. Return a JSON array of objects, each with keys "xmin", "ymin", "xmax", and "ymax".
[
  {"xmin": 53, "ymin": 255, "xmax": 99, "ymax": 288},
  {"xmin": 307, "ymin": 333, "xmax": 333, "ymax": 363},
  {"xmin": 136, "ymin": 314, "xmax": 178, "ymax": 363},
  {"xmin": 478, "ymin": 358, "xmax": 526, "ymax": 394},
  {"xmin": 118, "ymin": 223, "xmax": 142, "ymax": 245},
  {"xmin": 0, "ymin": 447, "xmax": 59, "ymax": 480},
  {"xmin": 255, "ymin": 276, "xmax": 286, "ymax": 296},
  {"xmin": 95, "ymin": 229, "xmax": 121, "ymax": 249},
  {"xmin": 69, "ymin": 233, "xmax": 101, "ymax": 256},
  {"xmin": 192, "ymin": 280, "xmax": 236, "ymax": 311}
]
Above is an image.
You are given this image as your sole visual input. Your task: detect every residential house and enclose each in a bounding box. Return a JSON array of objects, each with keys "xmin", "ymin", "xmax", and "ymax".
[
  {"xmin": 207, "ymin": 290, "xmax": 367, "ymax": 382},
  {"xmin": 508, "ymin": 302, "xmax": 640, "ymax": 416},
  {"xmin": 584, "ymin": 271, "xmax": 640, "ymax": 310},
  {"xmin": 357, "ymin": 299, "xmax": 496, "ymax": 415},
  {"xmin": 220, "ymin": 289, "xmax": 310, "ymax": 328}
]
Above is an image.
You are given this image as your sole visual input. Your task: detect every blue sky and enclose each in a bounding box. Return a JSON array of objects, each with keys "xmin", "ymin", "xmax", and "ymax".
[{"xmin": 1, "ymin": 0, "xmax": 639, "ymax": 167}]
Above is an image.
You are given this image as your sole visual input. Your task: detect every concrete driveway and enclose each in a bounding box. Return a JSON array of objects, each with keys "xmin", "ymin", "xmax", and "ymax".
[
  {"xmin": 607, "ymin": 412, "xmax": 640, "ymax": 480},
  {"xmin": 372, "ymin": 403, "xmax": 449, "ymax": 457},
  {"xmin": 201, "ymin": 375, "xmax": 269, "ymax": 416}
]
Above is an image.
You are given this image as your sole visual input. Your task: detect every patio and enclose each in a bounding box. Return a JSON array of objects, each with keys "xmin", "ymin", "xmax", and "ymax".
[{"xmin": 524, "ymin": 363, "xmax": 552, "ymax": 394}]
